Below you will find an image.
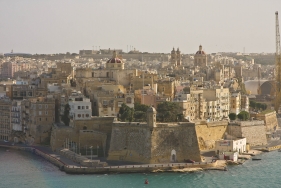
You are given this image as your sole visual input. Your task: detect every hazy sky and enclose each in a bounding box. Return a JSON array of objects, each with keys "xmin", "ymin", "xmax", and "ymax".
[{"xmin": 1, "ymin": 0, "xmax": 281, "ymax": 54}]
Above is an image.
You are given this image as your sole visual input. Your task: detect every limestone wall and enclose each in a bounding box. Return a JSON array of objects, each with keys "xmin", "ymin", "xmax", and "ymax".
[
  {"xmin": 251, "ymin": 111, "xmax": 278, "ymax": 132},
  {"xmin": 195, "ymin": 121, "xmax": 228, "ymax": 150},
  {"xmin": 108, "ymin": 124, "xmax": 152, "ymax": 163},
  {"xmin": 108, "ymin": 122, "xmax": 202, "ymax": 163},
  {"xmin": 151, "ymin": 124, "xmax": 201, "ymax": 163},
  {"xmin": 227, "ymin": 121, "xmax": 267, "ymax": 146}
]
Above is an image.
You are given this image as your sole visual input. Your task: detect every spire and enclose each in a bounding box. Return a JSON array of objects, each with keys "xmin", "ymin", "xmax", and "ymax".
[{"xmin": 199, "ymin": 45, "xmax": 202, "ymax": 51}]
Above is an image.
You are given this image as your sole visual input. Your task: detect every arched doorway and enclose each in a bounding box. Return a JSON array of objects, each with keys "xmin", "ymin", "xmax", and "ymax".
[{"xmin": 170, "ymin": 149, "xmax": 176, "ymax": 162}]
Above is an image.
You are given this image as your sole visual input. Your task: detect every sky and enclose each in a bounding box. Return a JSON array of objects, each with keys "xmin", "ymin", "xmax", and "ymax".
[{"xmin": 0, "ymin": 0, "xmax": 281, "ymax": 54}]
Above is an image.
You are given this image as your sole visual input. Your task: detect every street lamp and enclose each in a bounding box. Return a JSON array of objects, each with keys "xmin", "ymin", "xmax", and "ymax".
[{"xmin": 97, "ymin": 145, "xmax": 99, "ymax": 157}]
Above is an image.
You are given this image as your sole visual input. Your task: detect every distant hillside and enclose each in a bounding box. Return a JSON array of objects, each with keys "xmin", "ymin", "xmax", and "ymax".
[{"xmin": 225, "ymin": 54, "xmax": 275, "ymax": 65}]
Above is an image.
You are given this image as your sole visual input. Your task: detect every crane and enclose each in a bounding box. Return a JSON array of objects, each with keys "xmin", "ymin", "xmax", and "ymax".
[{"xmin": 274, "ymin": 11, "xmax": 281, "ymax": 112}]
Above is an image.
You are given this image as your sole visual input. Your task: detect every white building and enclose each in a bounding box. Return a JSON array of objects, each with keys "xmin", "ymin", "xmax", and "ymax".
[
  {"xmin": 215, "ymin": 137, "xmax": 247, "ymax": 154},
  {"xmin": 230, "ymin": 92, "xmax": 241, "ymax": 115},
  {"xmin": 68, "ymin": 91, "xmax": 91, "ymax": 120}
]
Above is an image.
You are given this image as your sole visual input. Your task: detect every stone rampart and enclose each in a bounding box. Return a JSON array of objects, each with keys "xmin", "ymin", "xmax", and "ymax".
[
  {"xmin": 195, "ymin": 121, "xmax": 228, "ymax": 150},
  {"xmin": 227, "ymin": 121, "xmax": 267, "ymax": 146},
  {"xmin": 251, "ymin": 111, "xmax": 278, "ymax": 132},
  {"xmin": 108, "ymin": 122, "xmax": 201, "ymax": 163}
]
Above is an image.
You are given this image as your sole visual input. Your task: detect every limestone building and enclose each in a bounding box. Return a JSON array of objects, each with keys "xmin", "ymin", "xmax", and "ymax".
[
  {"xmin": 170, "ymin": 47, "xmax": 181, "ymax": 67},
  {"xmin": 0, "ymin": 98, "xmax": 12, "ymax": 141},
  {"xmin": 194, "ymin": 45, "xmax": 207, "ymax": 67},
  {"xmin": 24, "ymin": 97, "xmax": 55, "ymax": 144}
]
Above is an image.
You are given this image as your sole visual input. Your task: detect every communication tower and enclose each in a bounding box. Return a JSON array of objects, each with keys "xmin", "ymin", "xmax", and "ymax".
[{"xmin": 274, "ymin": 11, "xmax": 281, "ymax": 112}]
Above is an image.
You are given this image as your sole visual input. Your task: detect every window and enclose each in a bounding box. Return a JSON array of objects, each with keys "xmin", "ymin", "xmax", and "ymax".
[
  {"xmin": 45, "ymin": 105, "xmax": 48, "ymax": 108},
  {"xmin": 82, "ymin": 106, "xmax": 84, "ymax": 109},
  {"xmin": 39, "ymin": 104, "xmax": 42, "ymax": 109},
  {"xmin": 126, "ymin": 97, "xmax": 132, "ymax": 104},
  {"xmin": 78, "ymin": 106, "xmax": 81, "ymax": 109},
  {"xmin": 86, "ymin": 106, "xmax": 89, "ymax": 109},
  {"xmin": 45, "ymin": 111, "xmax": 48, "ymax": 115},
  {"xmin": 86, "ymin": 114, "xmax": 89, "ymax": 117},
  {"xmin": 78, "ymin": 114, "xmax": 81, "ymax": 118},
  {"xmin": 39, "ymin": 111, "xmax": 42, "ymax": 115}
]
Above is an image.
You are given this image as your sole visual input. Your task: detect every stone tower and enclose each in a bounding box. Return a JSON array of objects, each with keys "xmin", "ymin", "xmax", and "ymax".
[
  {"xmin": 176, "ymin": 48, "xmax": 181, "ymax": 66},
  {"xmin": 146, "ymin": 106, "xmax": 156, "ymax": 128},
  {"xmin": 171, "ymin": 47, "xmax": 177, "ymax": 66}
]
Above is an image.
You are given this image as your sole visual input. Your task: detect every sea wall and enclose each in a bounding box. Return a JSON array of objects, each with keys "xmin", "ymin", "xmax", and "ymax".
[{"xmin": 64, "ymin": 161, "xmax": 217, "ymax": 174}]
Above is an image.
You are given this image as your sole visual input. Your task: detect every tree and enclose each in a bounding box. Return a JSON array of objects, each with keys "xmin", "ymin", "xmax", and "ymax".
[
  {"xmin": 237, "ymin": 111, "xmax": 250, "ymax": 121},
  {"xmin": 249, "ymin": 101, "xmax": 256, "ymax": 109},
  {"xmin": 61, "ymin": 104, "xmax": 70, "ymax": 126},
  {"xmin": 228, "ymin": 113, "xmax": 237, "ymax": 121},
  {"xmin": 119, "ymin": 103, "xmax": 134, "ymax": 122},
  {"xmin": 133, "ymin": 102, "xmax": 149, "ymax": 121},
  {"xmin": 157, "ymin": 101, "xmax": 181, "ymax": 122}
]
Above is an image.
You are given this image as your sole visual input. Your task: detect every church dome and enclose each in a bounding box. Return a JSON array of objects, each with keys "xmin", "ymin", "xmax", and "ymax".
[
  {"xmin": 195, "ymin": 45, "xmax": 206, "ymax": 55},
  {"xmin": 107, "ymin": 50, "xmax": 123, "ymax": 63}
]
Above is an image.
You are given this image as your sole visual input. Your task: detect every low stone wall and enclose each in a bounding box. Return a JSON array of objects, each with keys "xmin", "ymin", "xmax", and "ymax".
[
  {"xmin": 64, "ymin": 161, "xmax": 217, "ymax": 174},
  {"xmin": 34, "ymin": 148, "xmax": 66, "ymax": 170}
]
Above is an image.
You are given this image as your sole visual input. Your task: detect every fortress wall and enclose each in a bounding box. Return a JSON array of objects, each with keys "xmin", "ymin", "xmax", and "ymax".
[
  {"xmin": 108, "ymin": 123, "xmax": 202, "ymax": 163},
  {"xmin": 195, "ymin": 121, "xmax": 228, "ymax": 150},
  {"xmin": 256, "ymin": 112, "xmax": 277, "ymax": 132},
  {"xmin": 151, "ymin": 125, "xmax": 201, "ymax": 163},
  {"xmin": 107, "ymin": 125, "xmax": 152, "ymax": 163},
  {"xmin": 228, "ymin": 121, "xmax": 267, "ymax": 146}
]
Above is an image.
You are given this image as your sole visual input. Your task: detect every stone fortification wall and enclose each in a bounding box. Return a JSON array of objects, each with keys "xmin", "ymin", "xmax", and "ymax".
[
  {"xmin": 227, "ymin": 121, "xmax": 267, "ymax": 146},
  {"xmin": 251, "ymin": 111, "xmax": 277, "ymax": 132},
  {"xmin": 108, "ymin": 122, "xmax": 202, "ymax": 163},
  {"xmin": 151, "ymin": 123, "xmax": 201, "ymax": 163},
  {"xmin": 51, "ymin": 117, "xmax": 114, "ymax": 155},
  {"xmin": 195, "ymin": 121, "xmax": 228, "ymax": 150},
  {"xmin": 108, "ymin": 122, "xmax": 152, "ymax": 163}
]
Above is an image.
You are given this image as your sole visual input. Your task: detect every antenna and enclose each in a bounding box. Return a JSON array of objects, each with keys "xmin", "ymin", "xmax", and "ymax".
[{"xmin": 274, "ymin": 11, "xmax": 281, "ymax": 112}]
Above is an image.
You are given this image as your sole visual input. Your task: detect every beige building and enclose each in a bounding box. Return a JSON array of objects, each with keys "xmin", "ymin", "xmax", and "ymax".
[
  {"xmin": 194, "ymin": 45, "xmax": 207, "ymax": 67},
  {"xmin": 0, "ymin": 98, "xmax": 12, "ymax": 141},
  {"xmin": 24, "ymin": 97, "xmax": 55, "ymax": 144},
  {"xmin": 75, "ymin": 51, "xmax": 138, "ymax": 93},
  {"xmin": 230, "ymin": 92, "xmax": 241, "ymax": 115},
  {"xmin": 203, "ymin": 86, "xmax": 230, "ymax": 121}
]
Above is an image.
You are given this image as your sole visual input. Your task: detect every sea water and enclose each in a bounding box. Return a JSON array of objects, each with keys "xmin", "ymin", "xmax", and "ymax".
[{"xmin": 0, "ymin": 147, "xmax": 281, "ymax": 188}]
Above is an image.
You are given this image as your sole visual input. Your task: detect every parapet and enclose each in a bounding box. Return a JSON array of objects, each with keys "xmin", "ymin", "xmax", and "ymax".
[{"xmin": 228, "ymin": 120, "xmax": 264, "ymax": 127}]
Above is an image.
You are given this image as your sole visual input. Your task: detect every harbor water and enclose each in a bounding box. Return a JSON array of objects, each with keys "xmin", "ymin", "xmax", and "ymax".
[{"xmin": 0, "ymin": 147, "xmax": 281, "ymax": 188}]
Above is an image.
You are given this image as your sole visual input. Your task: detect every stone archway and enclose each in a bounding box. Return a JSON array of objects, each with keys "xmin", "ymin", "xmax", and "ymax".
[{"xmin": 170, "ymin": 149, "xmax": 176, "ymax": 162}]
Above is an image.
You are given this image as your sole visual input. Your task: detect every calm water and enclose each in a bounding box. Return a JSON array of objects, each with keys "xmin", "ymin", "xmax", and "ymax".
[{"xmin": 0, "ymin": 147, "xmax": 281, "ymax": 188}]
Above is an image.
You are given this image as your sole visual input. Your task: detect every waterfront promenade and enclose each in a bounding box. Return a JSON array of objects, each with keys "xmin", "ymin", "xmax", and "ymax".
[{"xmin": 0, "ymin": 141, "xmax": 220, "ymax": 174}]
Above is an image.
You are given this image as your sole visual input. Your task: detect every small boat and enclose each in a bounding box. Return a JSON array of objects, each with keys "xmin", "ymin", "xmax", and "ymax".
[
  {"xmin": 252, "ymin": 158, "xmax": 261, "ymax": 161},
  {"xmin": 278, "ymin": 149, "xmax": 281, "ymax": 152},
  {"xmin": 144, "ymin": 179, "xmax": 149, "ymax": 184}
]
